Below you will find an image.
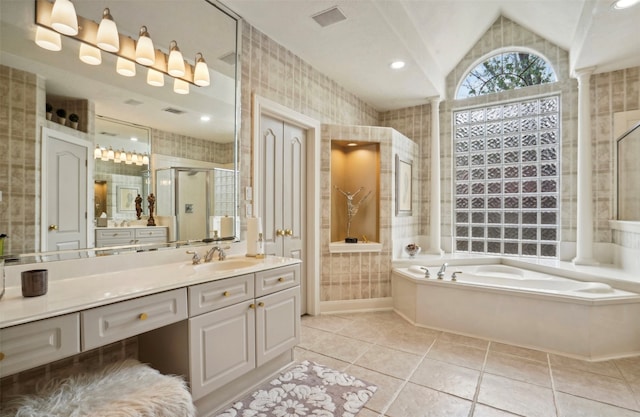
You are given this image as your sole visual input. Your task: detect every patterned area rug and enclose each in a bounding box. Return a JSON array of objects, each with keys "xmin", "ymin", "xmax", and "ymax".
[{"xmin": 215, "ymin": 360, "xmax": 377, "ymax": 417}]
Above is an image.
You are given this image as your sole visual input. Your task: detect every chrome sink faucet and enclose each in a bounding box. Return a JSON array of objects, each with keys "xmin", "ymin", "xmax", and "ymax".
[
  {"xmin": 437, "ymin": 263, "xmax": 448, "ymax": 280},
  {"xmin": 204, "ymin": 246, "xmax": 227, "ymax": 262}
]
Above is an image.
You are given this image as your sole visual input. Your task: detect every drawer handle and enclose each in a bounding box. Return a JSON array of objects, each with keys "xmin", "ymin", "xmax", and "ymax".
[
  {"xmin": 258, "ymin": 302, "xmax": 265, "ymax": 307},
  {"xmin": 0, "ymin": 352, "xmax": 5, "ymax": 361},
  {"xmin": 249, "ymin": 304, "xmax": 255, "ymax": 309},
  {"xmin": 278, "ymin": 277, "xmax": 284, "ymax": 282},
  {"xmin": 138, "ymin": 313, "xmax": 148, "ymax": 321},
  {"xmin": 223, "ymin": 291, "xmax": 230, "ymax": 297}
]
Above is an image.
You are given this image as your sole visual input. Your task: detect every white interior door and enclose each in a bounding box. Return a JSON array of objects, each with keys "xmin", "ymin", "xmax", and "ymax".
[
  {"xmin": 43, "ymin": 128, "xmax": 89, "ymax": 252},
  {"xmin": 258, "ymin": 114, "xmax": 307, "ymax": 313}
]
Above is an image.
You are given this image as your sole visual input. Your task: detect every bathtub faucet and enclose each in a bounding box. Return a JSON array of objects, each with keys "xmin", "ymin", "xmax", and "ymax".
[
  {"xmin": 420, "ymin": 267, "xmax": 430, "ymax": 278},
  {"xmin": 437, "ymin": 263, "xmax": 448, "ymax": 280}
]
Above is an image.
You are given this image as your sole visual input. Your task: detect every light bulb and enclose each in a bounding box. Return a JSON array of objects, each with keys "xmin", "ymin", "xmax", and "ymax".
[
  {"xmin": 146, "ymin": 68, "xmax": 164, "ymax": 86},
  {"xmin": 35, "ymin": 26, "xmax": 62, "ymax": 51},
  {"xmin": 119, "ymin": 149, "xmax": 127, "ymax": 163},
  {"xmin": 116, "ymin": 57, "xmax": 136, "ymax": 77},
  {"xmin": 167, "ymin": 40, "xmax": 185, "ymax": 77},
  {"xmin": 114, "ymin": 149, "xmax": 122, "ymax": 163},
  {"xmin": 173, "ymin": 78, "xmax": 189, "ymax": 95},
  {"xmin": 107, "ymin": 146, "xmax": 115, "ymax": 160},
  {"xmin": 101, "ymin": 148, "xmax": 109, "ymax": 161},
  {"xmin": 142, "ymin": 153, "xmax": 150, "ymax": 165},
  {"xmin": 94, "ymin": 145, "xmax": 102, "ymax": 159},
  {"xmin": 50, "ymin": 0, "xmax": 78, "ymax": 36},
  {"xmin": 135, "ymin": 26, "xmax": 155, "ymax": 66},
  {"xmin": 194, "ymin": 53, "xmax": 210, "ymax": 86},
  {"xmin": 96, "ymin": 8, "xmax": 119, "ymax": 52},
  {"xmin": 79, "ymin": 43, "xmax": 101, "ymax": 65}
]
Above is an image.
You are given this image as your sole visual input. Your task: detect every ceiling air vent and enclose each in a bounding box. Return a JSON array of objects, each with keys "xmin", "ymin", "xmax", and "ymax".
[
  {"xmin": 98, "ymin": 131, "xmax": 117, "ymax": 136},
  {"xmin": 162, "ymin": 107, "xmax": 186, "ymax": 115},
  {"xmin": 219, "ymin": 51, "xmax": 236, "ymax": 65},
  {"xmin": 124, "ymin": 99, "xmax": 143, "ymax": 106},
  {"xmin": 311, "ymin": 6, "xmax": 346, "ymax": 28}
]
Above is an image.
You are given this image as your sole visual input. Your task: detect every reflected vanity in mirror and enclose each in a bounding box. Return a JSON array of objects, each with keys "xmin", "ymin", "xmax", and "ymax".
[{"xmin": 0, "ymin": 0, "xmax": 239, "ymax": 259}]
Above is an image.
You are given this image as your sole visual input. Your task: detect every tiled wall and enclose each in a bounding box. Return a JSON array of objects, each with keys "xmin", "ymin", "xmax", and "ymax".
[{"xmin": 151, "ymin": 128, "xmax": 234, "ymax": 165}]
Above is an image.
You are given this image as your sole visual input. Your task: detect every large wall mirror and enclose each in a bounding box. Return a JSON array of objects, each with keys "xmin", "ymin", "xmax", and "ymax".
[{"xmin": 0, "ymin": 0, "xmax": 239, "ymax": 258}]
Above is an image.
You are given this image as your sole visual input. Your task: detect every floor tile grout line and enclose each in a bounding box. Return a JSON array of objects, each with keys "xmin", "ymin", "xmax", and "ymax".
[
  {"xmin": 613, "ymin": 359, "xmax": 640, "ymax": 411},
  {"xmin": 546, "ymin": 353, "xmax": 562, "ymax": 417},
  {"xmin": 466, "ymin": 340, "xmax": 491, "ymax": 417}
]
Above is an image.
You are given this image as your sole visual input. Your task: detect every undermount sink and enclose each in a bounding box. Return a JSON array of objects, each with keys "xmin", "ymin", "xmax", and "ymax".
[{"xmin": 193, "ymin": 258, "xmax": 258, "ymax": 273}]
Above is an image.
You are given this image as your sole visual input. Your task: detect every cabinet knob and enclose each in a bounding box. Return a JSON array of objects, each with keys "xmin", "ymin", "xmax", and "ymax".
[
  {"xmin": 48, "ymin": 224, "xmax": 58, "ymax": 231},
  {"xmin": 223, "ymin": 291, "xmax": 230, "ymax": 297},
  {"xmin": 138, "ymin": 313, "xmax": 148, "ymax": 321},
  {"xmin": 0, "ymin": 352, "xmax": 5, "ymax": 361},
  {"xmin": 258, "ymin": 302, "xmax": 265, "ymax": 307},
  {"xmin": 278, "ymin": 277, "xmax": 284, "ymax": 282},
  {"xmin": 249, "ymin": 304, "xmax": 255, "ymax": 309}
]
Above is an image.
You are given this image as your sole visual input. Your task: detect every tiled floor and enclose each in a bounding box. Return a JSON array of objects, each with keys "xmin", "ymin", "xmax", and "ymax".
[{"xmin": 294, "ymin": 311, "xmax": 640, "ymax": 417}]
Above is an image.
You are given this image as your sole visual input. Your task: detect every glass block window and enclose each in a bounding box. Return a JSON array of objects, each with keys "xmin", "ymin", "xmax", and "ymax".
[
  {"xmin": 456, "ymin": 52, "xmax": 557, "ymax": 99},
  {"xmin": 454, "ymin": 96, "xmax": 560, "ymax": 257}
]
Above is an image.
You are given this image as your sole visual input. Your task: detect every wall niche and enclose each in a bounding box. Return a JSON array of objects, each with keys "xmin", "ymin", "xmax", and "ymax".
[{"xmin": 331, "ymin": 140, "xmax": 380, "ymax": 244}]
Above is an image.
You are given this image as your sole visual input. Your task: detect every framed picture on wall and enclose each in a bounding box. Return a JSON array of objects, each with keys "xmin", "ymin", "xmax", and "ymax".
[
  {"xmin": 396, "ymin": 155, "xmax": 412, "ymax": 216},
  {"xmin": 117, "ymin": 186, "xmax": 138, "ymax": 212}
]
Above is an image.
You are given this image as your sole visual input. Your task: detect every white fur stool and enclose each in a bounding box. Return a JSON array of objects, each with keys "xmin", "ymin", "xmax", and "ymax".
[{"xmin": 3, "ymin": 359, "xmax": 195, "ymax": 417}]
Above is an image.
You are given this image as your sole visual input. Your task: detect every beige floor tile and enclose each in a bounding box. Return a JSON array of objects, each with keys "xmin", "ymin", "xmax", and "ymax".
[
  {"xmin": 477, "ymin": 373, "xmax": 556, "ymax": 417},
  {"xmin": 386, "ymin": 382, "xmax": 472, "ymax": 417},
  {"xmin": 617, "ymin": 356, "xmax": 640, "ymax": 382},
  {"xmin": 472, "ymin": 404, "xmax": 522, "ymax": 417},
  {"xmin": 301, "ymin": 314, "xmax": 351, "ymax": 332},
  {"xmin": 439, "ymin": 332, "xmax": 490, "ymax": 350},
  {"xmin": 489, "ymin": 341, "xmax": 548, "ymax": 363},
  {"xmin": 484, "ymin": 350, "xmax": 551, "ymax": 387},
  {"xmin": 376, "ymin": 326, "xmax": 438, "ymax": 355},
  {"xmin": 410, "ymin": 357, "xmax": 480, "ymax": 400},
  {"xmin": 354, "ymin": 344, "xmax": 422, "ymax": 379},
  {"xmin": 552, "ymin": 366, "xmax": 638, "ymax": 410},
  {"xmin": 550, "ymin": 353, "xmax": 623, "ymax": 378},
  {"xmin": 345, "ymin": 365, "xmax": 405, "ymax": 414},
  {"xmin": 556, "ymin": 392, "xmax": 640, "ymax": 417},
  {"xmin": 358, "ymin": 408, "xmax": 385, "ymax": 417},
  {"xmin": 293, "ymin": 347, "xmax": 350, "ymax": 371},
  {"xmin": 426, "ymin": 339, "xmax": 488, "ymax": 370},
  {"xmin": 298, "ymin": 325, "xmax": 332, "ymax": 350},
  {"xmin": 309, "ymin": 332, "xmax": 373, "ymax": 363},
  {"xmin": 336, "ymin": 319, "xmax": 384, "ymax": 344}
]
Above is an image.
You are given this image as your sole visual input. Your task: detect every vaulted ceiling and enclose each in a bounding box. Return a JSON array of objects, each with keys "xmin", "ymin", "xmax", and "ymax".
[{"xmin": 223, "ymin": 0, "xmax": 640, "ymax": 111}]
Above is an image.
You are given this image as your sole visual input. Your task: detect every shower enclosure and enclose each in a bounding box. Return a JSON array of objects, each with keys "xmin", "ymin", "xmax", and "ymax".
[{"xmin": 155, "ymin": 167, "xmax": 236, "ymax": 242}]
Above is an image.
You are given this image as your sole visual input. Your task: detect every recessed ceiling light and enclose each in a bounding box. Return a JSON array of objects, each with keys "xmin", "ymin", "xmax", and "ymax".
[
  {"xmin": 612, "ymin": 0, "xmax": 639, "ymax": 9},
  {"xmin": 347, "ymin": 142, "xmax": 358, "ymax": 147},
  {"xmin": 390, "ymin": 61, "xmax": 405, "ymax": 70},
  {"xmin": 200, "ymin": 115, "xmax": 211, "ymax": 122},
  {"xmin": 130, "ymin": 137, "xmax": 138, "ymax": 141}
]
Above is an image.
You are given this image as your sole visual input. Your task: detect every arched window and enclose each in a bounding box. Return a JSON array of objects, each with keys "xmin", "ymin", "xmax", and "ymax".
[{"xmin": 456, "ymin": 51, "xmax": 557, "ymax": 99}]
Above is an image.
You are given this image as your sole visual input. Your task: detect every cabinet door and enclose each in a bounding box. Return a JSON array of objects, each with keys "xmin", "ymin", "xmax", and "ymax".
[
  {"xmin": 189, "ymin": 299, "xmax": 256, "ymax": 400},
  {"xmin": 256, "ymin": 286, "xmax": 300, "ymax": 367}
]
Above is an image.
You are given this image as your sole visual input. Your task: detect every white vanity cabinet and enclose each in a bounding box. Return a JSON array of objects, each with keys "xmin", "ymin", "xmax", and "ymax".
[
  {"xmin": 95, "ymin": 226, "xmax": 168, "ymax": 248},
  {"xmin": 139, "ymin": 263, "xmax": 301, "ymax": 402}
]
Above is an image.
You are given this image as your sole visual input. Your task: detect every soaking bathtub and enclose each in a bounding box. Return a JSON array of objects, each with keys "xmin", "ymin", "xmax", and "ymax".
[{"xmin": 392, "ymin": 262, "xmax": 640, "ymax": 360}]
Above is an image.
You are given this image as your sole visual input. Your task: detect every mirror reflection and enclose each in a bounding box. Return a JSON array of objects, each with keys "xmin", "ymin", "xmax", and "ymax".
[{"xmin": 0, "ymin": 0, "xmax": 239, "ymax": 258}]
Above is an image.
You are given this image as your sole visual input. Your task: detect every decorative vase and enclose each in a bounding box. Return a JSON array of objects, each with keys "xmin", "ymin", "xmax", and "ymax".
[
  {"xmin": 70, "ymin": 121, "xmax": 79, "ymax": 129},
  {"xmin": 404, "ymin": 243, "xmax": 421, "ymax": 258},
  {"xmin": 58, "ymin": 117, "xmax": 66, "ymax": 126}
]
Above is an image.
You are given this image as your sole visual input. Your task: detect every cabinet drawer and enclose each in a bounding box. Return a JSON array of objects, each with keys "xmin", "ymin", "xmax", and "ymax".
[
  {"xmin": 135, "ymin": 228, "xmax": 167, "ymax": 240},
  {"xmin": 81, "ymin": 288, "xmax": 187, "ymax": 350},
  {"xmin": 0, "ymin": 314, "xmax": 80, "ymax": 378},
  {"xmin": 96, "ymin": 229, "xmax": 135, "ymax": 240},
  {"xmin": 255, "ymin": 264, "xmax": 300, "ymax": 297},
  {"xmin": 189, "ymin": 274, "xmax": 254, "ymax": 316}
]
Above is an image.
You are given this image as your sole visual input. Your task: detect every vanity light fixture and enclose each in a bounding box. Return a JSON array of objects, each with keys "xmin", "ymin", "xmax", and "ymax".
[
  {"xmin": 79, "ymin": 43, "xmax": 102, "ymax": 65},
  {"xmin": 50, "ymin": 0, "xmax": 78, "ymax": 36},
  {"xmin": 135, "ymin": 26, "xmax": 155, "ymax": 66},
  {"xmin": 142, "ymin": 153, "xmax": 150, "ymax": 165},
  {"xmin": 194, "ymin": 53, "xmax": 210, "ymax": 86},
  {"xmin": 173, "ymin": 78, "xmax": 190, "ymax": 95},
  {"xmin": 93, "ymin": 146, "xmax": 148, "ymax": 166},
  {"xmin": 612, "ymin": 0, "xmax": 640, "ymax": 8},
  {"xmin": 96, "ymin": 8, "xmax": 119, "ymax": 52},
  {"xmin": 114, "ymin": 149, "xmax": 122, "ymax": 163},
  {"xmin": 147, "ymin": 68, "xmax": 164, "ymax": 87},
  {"xmin": 167, "ymin": 41, "xmax": 186, "ymax": 77},
  {"xmin": 94, "ymin": 144, "xmax": 103, "ymax": 159},
  {"xmin": 116, "ymin": 57, "xmax": 136, "ymax": 77},
  {"xmin": 119, "ymin": 149, "xmax": 127, "ymax": 163},
  {"xmin": 35, "ymin": 26, "xmax": 62, "ymax": 51},
  {"xmin": 35, "ymin": 0, "xmax": 208, "ymax": 95}
]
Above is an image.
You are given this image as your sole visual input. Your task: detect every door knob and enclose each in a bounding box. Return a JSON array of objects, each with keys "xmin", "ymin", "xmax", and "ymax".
[
  {"xmin": 276, "ymin": 229, "xmax": 285, "ymax": 237},
  {"xmin": 284, "ymin": 229, "xmax": 293, "ymax": 236},
  {"xmin": 48, "ymin": 224, "xmax": 58, "ymax": 231}
]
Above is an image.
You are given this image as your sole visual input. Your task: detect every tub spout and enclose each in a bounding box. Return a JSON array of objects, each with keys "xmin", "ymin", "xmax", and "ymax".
[{"xmin": 437, "ymin": 263, "xmax": 448, "ymax": 279}]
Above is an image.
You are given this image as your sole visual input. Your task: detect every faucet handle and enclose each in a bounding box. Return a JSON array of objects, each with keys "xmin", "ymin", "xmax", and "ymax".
[
  {"xmin": 186, "ymin": 250, "xmax": 201, "ymax": 264},
  {"xmin": 451, "ymin": 271, "xmax": 462, "ymax": 281},
  {"xmin": 420, "ymin": 267, "xmax": 430, "ymax": 278}
]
